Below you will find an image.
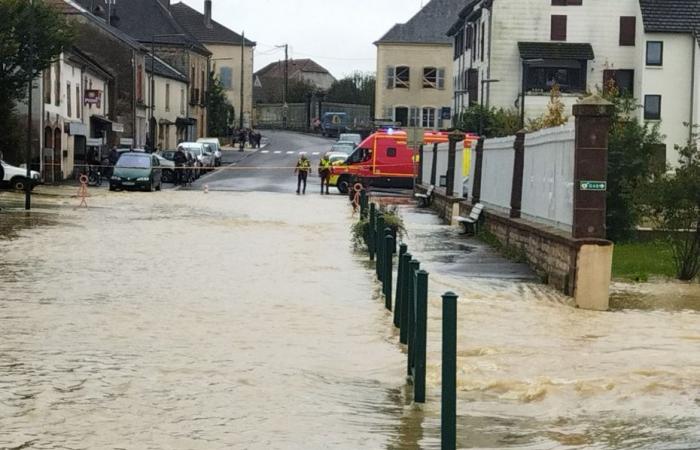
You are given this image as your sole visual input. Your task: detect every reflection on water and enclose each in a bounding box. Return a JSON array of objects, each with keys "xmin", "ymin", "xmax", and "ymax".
[{"xmin": 0, "ymin": 190, "xmax": 699, "ymax": 449}]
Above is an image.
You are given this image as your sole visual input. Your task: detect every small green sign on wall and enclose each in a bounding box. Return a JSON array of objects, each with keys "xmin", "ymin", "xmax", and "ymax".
[{"xmin": 580, "ymin": 181, "xmax": 607, "ymax": 191}]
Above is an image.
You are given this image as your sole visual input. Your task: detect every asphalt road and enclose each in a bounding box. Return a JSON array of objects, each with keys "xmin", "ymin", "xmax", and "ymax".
[{"xmin": 191, "ymin": 130, "xmax": 336, "ymax": 194}]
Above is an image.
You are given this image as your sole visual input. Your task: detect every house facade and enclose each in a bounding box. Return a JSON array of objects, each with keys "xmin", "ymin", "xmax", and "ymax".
[
  {"xmin": 448, "ymin": 0, "xmax": 700, "ymax": 165},
  {"xmin": 171, "ymin": 0, "xmax": 256, "ymax": 129},
  {"xmin": 254, "ymin": 59, "xmax": 336, "ymax": 103},
  {"xmin": 146, "ymin": 55, "xmax": 189, "ymax": 150},
  {"xmin": 374, "ymin": 0, "xmax": 466, "ymax": 129}
]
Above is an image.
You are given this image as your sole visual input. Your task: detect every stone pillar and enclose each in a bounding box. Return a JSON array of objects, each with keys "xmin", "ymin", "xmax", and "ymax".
[
  {"xmin": 430, "ymin": 143, "xmax": 438, "ymax": 187},
  {"xmin": 471, "ymin": 137, "xmax": 484, "ymax": 204},
  {"xmin": 572, "ymin": 95, "xmax": 613, "ymax": 239},
  {"xmin": 510, "ymin": 131, "xmax": 525, "ymax": 218},
  {"xmin": 446, "ymin": 131, "xmax": 464, "ymax": 197},
  {"xmin": 417, "ymin": 144, "xmax": 424, "ymax": 185}
]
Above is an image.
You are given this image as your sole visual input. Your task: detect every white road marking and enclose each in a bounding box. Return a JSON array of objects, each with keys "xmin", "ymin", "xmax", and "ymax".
[
  {"xmin": 312, "ymin": 152, "xmax": 320, "ymax": 156},
  {"xmin": 274, "ymin": 151, "xmax": 282, "ymax": 154},
  {"xmin": 261, "ymin": 150, "xmax": 269, "ymax": 154},
  {"xmin": 286, "ymin": 151, "xmax": 295, "ymax": 154}
]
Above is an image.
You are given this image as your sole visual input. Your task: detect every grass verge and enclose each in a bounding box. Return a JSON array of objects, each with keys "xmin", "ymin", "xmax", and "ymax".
[{"xmin": 612, "ymin": 240, "xmax": 676, "ymax": 282}]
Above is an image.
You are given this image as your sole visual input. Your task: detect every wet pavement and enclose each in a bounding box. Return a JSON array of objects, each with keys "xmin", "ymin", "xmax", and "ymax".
[{"xmin": 0, "ymin": 131, "xmax": 698, "ymax": 449}]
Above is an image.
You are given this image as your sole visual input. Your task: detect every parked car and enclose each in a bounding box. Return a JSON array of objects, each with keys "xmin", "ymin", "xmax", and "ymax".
[
  {"xmin": 326, "ymin": 151, "xmax": 349, "ymax": 165},
  {"xmin": 178, "ymin": 142, "xmax": 214, "ymax": 171},
  {"xmin": 154, "ymin": 153, "xmax": 176, "ymax": 183},
  {"xmin": 338, "ymin": 133, "xmax": 362, "ymax": 146},
  {"xmin": 330, "ymin": 141, "xmax": 355, "ymax": 155},
  {"xmin": 0, "ymin": 159, "xmax": 42, "ymax": 191},
  {"xmin": 110, "ymin": 152, "xmax": 162, "ymax": 192},
  {"xmin": 197, "ymin": 138, "xmax": 222, "ymax": 166}
]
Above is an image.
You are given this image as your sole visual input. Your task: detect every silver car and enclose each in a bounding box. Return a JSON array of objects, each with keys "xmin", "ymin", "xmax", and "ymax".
[
  {"xmin": 178, "ymin": 142, "xmax": 214, "ymax": 170},
  {"xmin": 197, "ymin": 138, "xmax": 222, "ymax": 166}
]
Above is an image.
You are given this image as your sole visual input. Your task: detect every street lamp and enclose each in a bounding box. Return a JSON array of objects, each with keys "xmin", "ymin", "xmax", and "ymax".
[
  {"xmin": 150, "ymin": 33, "xmax": 185, "ymax": 151},
  {"xmin": 479, "ymin": 79, "xmax": 499, "ymax": 136},
  {"xmin": 519, "ymin": 58, "xmax": 544, "ymax": 129}
]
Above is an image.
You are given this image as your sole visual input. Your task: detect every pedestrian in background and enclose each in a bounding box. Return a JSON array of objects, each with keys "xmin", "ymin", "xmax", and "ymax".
[
  {"xmin": 318, "ymin": 153, "xmax": 331, "ymax": 195},
  {"xmin": 174, "ymin": 146, "xmax": 187, "ymax": 185},
  {"xmin": 294, "ymin": 154, "xmax": 311, "ymax": 195},
  {"xmin": 238, "ymin": 129, "xmax": 247, "ymax": 152}
]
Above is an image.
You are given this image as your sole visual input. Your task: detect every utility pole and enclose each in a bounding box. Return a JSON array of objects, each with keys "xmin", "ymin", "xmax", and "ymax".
[
  {"xmin": 25, "ymin": 0, "xmax": 34, "ymax": 210},
  {"xmin": 284, "ymin": 44, "xmax": 289, "ymax": 106},
  {"xmin": 239, "ymin": 31, "xmax": 245, "ymax": 129}
]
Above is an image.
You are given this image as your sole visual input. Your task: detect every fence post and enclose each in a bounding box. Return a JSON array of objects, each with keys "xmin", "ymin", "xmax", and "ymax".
[
  {"xmin": 407, "ymin": 259, "xmax": 420, "ymax": 377},
  {"xmin": 376, "ymin": 214, "xmax": 385, "ymax": 280},
  {"xmin": 368, "ymin": 203, "xmax": 376, "ymax": 261},
  {"xmin": 414, "ymin": 270, "xmax": 429, "ymax": 403},
  {"xmin": 417, "ymin": 144, "xmax": 424, "ymax": 186},
  {"xmin": 398, "ymin": 252, "xmax": 412, "ymax": 337},
  {"xmin": 471, "ymin": 138, "xmax": 484, "ymax": 204},
  {"xmin": 384, "ymin": 231, "xmax": 394, "ymax": 311},
  {"xmin": 394, "ymin": 244, "xmax": 407, "ymax": 327},
  {"xmin": 430, "ymin": 143, "xmax": 439, "ymax": 186},
  {"xmin": 510, "ymin": 131, "xmax": 525, "ymax": 219},
  {"xmin": 441, "ymin": 292, "xmax": 458, "ymax": 450},
  {"xmin": 360, "ymin": 190, "xmax": 368, "ymax": 218}
]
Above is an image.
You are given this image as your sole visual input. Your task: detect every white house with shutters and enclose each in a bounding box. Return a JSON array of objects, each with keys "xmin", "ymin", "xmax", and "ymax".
[
  {"xmin": 448, "ymin": 0, "xmax": 700, "ymax": 166},
  {"xmin": 374, "ymin": 0, "xmax": 466, "ymax": 130}
]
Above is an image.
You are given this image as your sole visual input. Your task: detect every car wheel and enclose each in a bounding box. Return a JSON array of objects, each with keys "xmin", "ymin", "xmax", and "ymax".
[
  {"xmin": 109, "ymin": 185, "xmax": 116, "ymax": 192},
  {"xmin": 11, "ymin": 177, "xmax": 27, "ymax": 191},
  {"xmin": 146, "ymin": 180, "xmax": 153, "ymax": 192},
  {"xmin": 337, "ymin": 176, "xmax": 350, "ymax": 194}
]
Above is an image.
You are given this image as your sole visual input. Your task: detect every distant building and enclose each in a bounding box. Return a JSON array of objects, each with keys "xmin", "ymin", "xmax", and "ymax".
[
  {"xmin": 374, "ymin": 0, "xmax": 465, "ymax": 129},
  {"xmin": 170, "ymin": 0, "xmax": 256, "ymax": 129},
  {"xmin": 254, "ymin": 59, "xmax": 336, "ymax": 103},
  {"xmin": 447, "ymin": 0, "xmax": 700, "ymax": 166}
]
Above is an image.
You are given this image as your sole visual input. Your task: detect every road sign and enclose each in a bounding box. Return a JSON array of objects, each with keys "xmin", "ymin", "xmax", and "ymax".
[{"xmin": 580, "ymin": 181, "xmax": 607, "ymax": 191}]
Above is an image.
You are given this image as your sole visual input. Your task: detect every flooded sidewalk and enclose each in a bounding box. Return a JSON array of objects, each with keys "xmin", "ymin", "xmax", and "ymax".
[
  {"xmin": 395, "ymin": 204, "xmax": 700, "ymax": 449},
  {"xmin": 0, "ymin": 190, "xmax": 412, "ymax": 449}
]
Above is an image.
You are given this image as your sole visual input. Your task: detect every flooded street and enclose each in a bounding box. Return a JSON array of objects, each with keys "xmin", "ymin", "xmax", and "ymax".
[{"xmin": 0, "ymin": 188, "xmax": 698, "ymax": 449}]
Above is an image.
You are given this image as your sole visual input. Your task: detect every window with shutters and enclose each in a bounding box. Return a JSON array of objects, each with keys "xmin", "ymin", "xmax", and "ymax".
[
  {"xmin": 480, "ymin": 23, "xmax": 485, "ymax": 62},
  {"xmin": 137, "ymin": 64, "xmax": 143, "ymax": 103},
  {"xmin": 395, "ymin": 66, "xmax": 410, "ymax": 88},
  {"xmin": 165, "ymin": 83, "xmax": 170, "ymax": 111},
  {"xmin": 619, "ymin": 17, "xmax": 636, "ymax": 46},
  {"xmin": 66, "ymin": 82, "xmax": 72, "ymax": 117},
  {"xmin": 644, "ymin": 95, "xmax": 661, "ymax": 120},
  {"xmin": 423, "ymin": 67, "xmax": 437, "ymax": 88},
  {"xmin": 646, "ymin": 41, "xmax": 663, "ymax": 66},
  {"xmin": 603, "ymin": 70, "xmax": 634, "ymax": 96},
  {"xmin": 551, "ymin": 15, "xmax": 567, "ymax": 41},
  {"xmin": 467, "ymin": 69, "xmax": 479, "ymax": 106},
  {"xmin": 54, "ymin": 62, "xmax": 61, "ymax": 106},
  {"xmin": 219, "ymin": 67, "xmax": 233, "ymax": 90},
  {"xmin": 422, "ymin": 107, "xmax": 436, "ymax": 128},
  {"xmin": 43, "ymin": 68, "xmax": 52, "ymax": 104},
  {"xmin": 76, "ymin": 86, "xmax": 80, "ymax": 119},
  {"xmin": 180, "ymin": 88, "xmax": 185, "ymax": 114},
  {"xmin": 409, "ymin": 106, "xmax": 419, "ymax": 127}
]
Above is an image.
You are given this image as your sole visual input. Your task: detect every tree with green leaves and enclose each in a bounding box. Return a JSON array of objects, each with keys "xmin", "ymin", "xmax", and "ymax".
[
  {"xmin": 0, "ymin": 0, "xmax": 73, "ymax": 157},
  {"xmin": 207, "ymin": 73, "xmax": 234, "ymax": 136},
  {"xmin": 326, "ymin": 72, "xmax": 376, "ymax": 116}
]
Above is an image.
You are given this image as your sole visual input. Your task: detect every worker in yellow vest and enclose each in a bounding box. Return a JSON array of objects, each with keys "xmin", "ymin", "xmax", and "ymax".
[
  {"xmin": 318, "ymin": 153, "xmax": 332, "ymax": 195},
  {"xmin": 294, "ymin": 154, "xmax": 311, "ymax": 195}
]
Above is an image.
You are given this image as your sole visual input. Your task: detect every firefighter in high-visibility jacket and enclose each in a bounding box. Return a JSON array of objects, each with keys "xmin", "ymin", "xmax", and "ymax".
[
  {"xmin": 294, "ymin": 154, "xmax": 312, "ymax": 195},
  {"xmin": 318, "ymin": 153, "xmax": 332, "ymax": 195}
]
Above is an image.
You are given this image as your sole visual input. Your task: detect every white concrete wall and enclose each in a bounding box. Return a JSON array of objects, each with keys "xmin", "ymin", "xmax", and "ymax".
[
  {"xmin": 480, "ymin": 135, "xmax": 515, "ymax": 213},
  {"xmin": 639, "ymin": 32, "xmax": 695, "ymax": 166},
  {"xmin": 521, "ymin": 124, "xmax": 575, "ymax": 231}
]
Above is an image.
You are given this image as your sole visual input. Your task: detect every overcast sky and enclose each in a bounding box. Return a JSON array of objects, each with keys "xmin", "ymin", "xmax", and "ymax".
[{"xmin": 179, "ymin": 0, "xmax": 425, "ymax": 78}]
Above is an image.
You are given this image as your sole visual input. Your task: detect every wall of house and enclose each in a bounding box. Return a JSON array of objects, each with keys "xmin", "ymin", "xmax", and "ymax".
[
  {"xmin": 147, "ymin": 74, "xmax": 187, "ymax": 150},
  {"xmin": 639, "ymin": 32, "xmax": 695, "ymax": 166},
  {"xmin": 208, "ymin": 43, "xmax": 254, "ymax": 129},
  {"xmin": 376, "ymin": 43, "xmax": 454, "ymax": 128}
]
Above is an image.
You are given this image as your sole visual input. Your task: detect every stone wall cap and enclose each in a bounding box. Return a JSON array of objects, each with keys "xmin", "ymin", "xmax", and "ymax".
[{"xmin": 576, "ymin": 94, "xmax": 613, "ymax": 106}]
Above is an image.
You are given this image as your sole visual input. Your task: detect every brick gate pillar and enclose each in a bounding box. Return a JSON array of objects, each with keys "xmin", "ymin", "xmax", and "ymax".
[
  {"xmin": 471, "ymin": 137, "xmax": 484, "ymax": 204},
  {"xmin": 446, "ymin": 131, "xmax": 464, "ymax": 197},
  {"xmin": 572, "ymin": 96, "xmax": 613, "ymax": 239}
]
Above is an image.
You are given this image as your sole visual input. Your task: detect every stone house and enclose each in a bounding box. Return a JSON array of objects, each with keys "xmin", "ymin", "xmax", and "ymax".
[
  {"xmin": 146, "ymin": 55, "xmax": 189, "ymax": 150},
  {"xmin": 170, "ymin": 0, "xmax": 256, "ymax": 129},
  {"xmin": 254, "ymin": 59, "xmax": 336, "ymax": 103},
  {"xmin": 374, "ymin": 0, "xmax": 465, "ymax": 129},
  {"xmin": 448, "ymin": 0, "xmax": 700, "ymax": 166}
]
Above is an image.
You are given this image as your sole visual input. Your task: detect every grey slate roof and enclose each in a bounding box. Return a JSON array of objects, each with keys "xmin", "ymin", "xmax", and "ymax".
[
  {"xmin": 375, "ymin": 0, "xmax": 469, "ymax": 45},
  {"xmin": 518, "ymin": 42, "xmax": 595, "ymax": 60},
  {"xmin": 639, "ymin": 0, "xmax": 700, "ymax": 34},
  {"xmin": 169, "ymin": 2, "xmax": 255, "ymax": 47},
  {"xmin": 145, "ymin": 55, "xmax": 188, "ymax": 83},
  {"xmin": 73, "ymin": 0, "xmax": 210, "ymax": 55}
]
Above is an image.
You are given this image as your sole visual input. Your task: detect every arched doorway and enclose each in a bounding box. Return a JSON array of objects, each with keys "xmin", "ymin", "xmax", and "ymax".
[{"xmin": 53, "ymin": 128, "xmax": 62, "ymax": 182}]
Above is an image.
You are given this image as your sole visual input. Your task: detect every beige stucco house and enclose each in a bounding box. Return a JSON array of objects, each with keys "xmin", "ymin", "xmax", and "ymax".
[
  {"xmin": 375, "ymin": 0, "xmax": 467, "ymax": 129},
  {"xmin": 171, "ymin": 1, "xmax": 256, "ymax": 129}
]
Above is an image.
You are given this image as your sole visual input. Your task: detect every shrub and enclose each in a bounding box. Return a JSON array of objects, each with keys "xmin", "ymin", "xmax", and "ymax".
[{"xmin": 351, "ymin": 205, "xmax": 406, "ymax": 251}]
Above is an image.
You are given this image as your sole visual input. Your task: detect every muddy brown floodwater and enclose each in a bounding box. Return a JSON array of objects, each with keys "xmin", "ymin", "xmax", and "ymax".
[{"xmin": 0, "ymin": 189, "xmax": 698, "ymax": 449}]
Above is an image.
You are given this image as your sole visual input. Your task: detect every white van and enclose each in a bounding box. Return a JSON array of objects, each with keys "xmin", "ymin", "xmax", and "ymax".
[
  {"xmin": 1, "ymin": 159, "xmax": 42, "ymax": 191},
  {"xmin": 197, "ymin": 138, "xmax": 222, "ymax": 166}
]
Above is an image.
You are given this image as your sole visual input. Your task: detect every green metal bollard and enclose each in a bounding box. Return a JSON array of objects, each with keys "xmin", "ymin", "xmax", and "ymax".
[
  {"xmin": 414, "ymin": 270, "xmax": 429, "ymax": 403},
  {"xmin": 384, "ymin": 232, "xmax": 394, "ymax": 311},
  {"xmin": 398, "ymin": 253, "xmax": 412, "ymax": 343},
  {"xmin": 376, "ymin": 214, "xmax": 385, "ymax": 280},
  {"xmin": 407, "ymin": 259, "xmax": 420, "ymax": 377},
  {"xmin": 368, "ymin": 204, "xmax": 376, "ymax": 261},
  {"xmin": 441, "ymin": 292, "xmax": 458, "ymax": 450},
  {"xmin": 393, "ymin": 244, "xmax": 408, "ymax": 328}
]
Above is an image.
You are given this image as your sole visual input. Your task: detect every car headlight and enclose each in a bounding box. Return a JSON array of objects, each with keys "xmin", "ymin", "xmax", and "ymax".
[{"xmin": 137, "ymin": 177, "xmax": 149, "ymax": 181}]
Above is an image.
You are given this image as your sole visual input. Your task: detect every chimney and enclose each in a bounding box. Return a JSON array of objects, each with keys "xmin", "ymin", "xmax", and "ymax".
[{"xmin": 204, "ymin": 0, "xmax": 212, "ymax": 28}]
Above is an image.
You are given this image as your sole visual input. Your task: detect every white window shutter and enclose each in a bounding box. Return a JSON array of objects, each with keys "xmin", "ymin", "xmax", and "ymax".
[
  {"xmin": 386, "ymin": 67, "xmax": 395, "ymax": 89},
  {"xmin": 437, "ymin": 68, "xmax": 446, "ymax": 90}
]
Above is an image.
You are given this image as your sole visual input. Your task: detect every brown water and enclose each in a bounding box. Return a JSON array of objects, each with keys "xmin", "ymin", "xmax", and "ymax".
[{"xmin": 0, "ymin": 190, "xmax": 699, "ymax": 449}]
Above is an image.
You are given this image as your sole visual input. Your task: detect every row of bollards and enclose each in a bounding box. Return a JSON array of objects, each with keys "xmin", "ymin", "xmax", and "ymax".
[{"xmin": 364, "ymin": 201, "xmax": 459, "ymax": 450}]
